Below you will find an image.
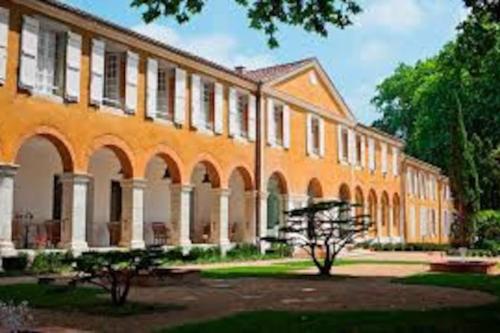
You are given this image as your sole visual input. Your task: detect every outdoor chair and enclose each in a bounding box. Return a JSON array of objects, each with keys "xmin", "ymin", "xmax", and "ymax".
[
  {"xmin": 44, "ymin": 220, "xmax": 61, "ymax": 248},
  {"xmin": 151, "ymin": 222, "xmax": 169, "ymax": 246}
]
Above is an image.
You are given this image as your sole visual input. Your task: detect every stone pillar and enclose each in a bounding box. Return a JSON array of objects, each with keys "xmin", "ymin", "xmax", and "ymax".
[
  {"xmin": 60, "ymin": 173, "xmax": 89, "ymax": 252},
  {"xmin": 257, "ymin": 191, "xmax": 268, "ymax": 239},
  {"xmin": 119, "ymin": 179, "xmax": 146, "ymax": 249},
  {"xmin": 0, "ymin": 165, "xmax": 18, "ymax": 256},
  {"xmin": 362, "ymin": 204, "xmax": 369, "ymax": 240},
  {"xmin": 388, "ymin": 204, "xmax": 394, "ymax": 241},
  {"xmin": 244, "ymin": 190, "xmax": 257, "ymax": 242},
  {"xmin": 170, "ymin": 184, "xmax": 192, "ymax": 246},
  {"xmin": 376, "ymin": 201, "xmax": 382, "ymax": 242},
  {"xmin": 211, "ymin": 188, "xmax": 230, "ymax": 247}
]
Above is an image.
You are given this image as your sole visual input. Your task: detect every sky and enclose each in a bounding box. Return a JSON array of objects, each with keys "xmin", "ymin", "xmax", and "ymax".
[{"xmin": 63, "ymin": 0, "xmax": 468, "ymax": 125}]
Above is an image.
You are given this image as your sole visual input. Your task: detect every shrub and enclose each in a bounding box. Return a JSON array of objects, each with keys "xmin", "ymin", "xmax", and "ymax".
[
  {"xmin": 472, "ymin": 210, "xmax": 500, "ymax": 248},
  {"xmin": 2, "ymin": 254, "xmax": 28, "ymax": 272},
  {"xmin": 184, "ymin": 246, "xmax": 222, "ymax": 262},
  {"xmin": 226, "ymin": 244, "xmax": 261, "ymax": 260},
  {"xmin": 30, "ymin": 252, "xmax": 73, "ymax": 275},
  {"xmin": 162, "ymin": 247, "xmax": 184, "ymax": 262}
]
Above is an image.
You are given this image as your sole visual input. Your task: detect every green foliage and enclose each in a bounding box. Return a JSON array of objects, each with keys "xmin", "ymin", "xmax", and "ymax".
[
  {"xmin": 129, "ymin": 0, "xmax": 362, "ymax": 48},
  {"xmin": 359, "ymin": 242, "xmax": 450, "ymax": 252},
  {"xmin": 372, "ymin": 9, "xmax": 500, "ymax": 211},
  {"xmin": 472, "ymin": 209, "xmax": 500, "ymax": 248},
  {"xmin": 1, "ymin": 254, "xmax": 28, "ymax": 272},
  {"xmin": 30, "ymin": 252, "xmax": 73, "ymax": 275},
  {"xmin": 184, "ymin": 246, "xmax": 222, "ymax": 262},
  {"xmin": 226, "ymin": 244, "xmax": 260, "ymax": 260}
]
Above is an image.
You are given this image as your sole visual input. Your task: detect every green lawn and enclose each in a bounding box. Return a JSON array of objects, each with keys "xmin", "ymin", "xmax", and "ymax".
[
  {"xmin": 0, "ymin": 284, "xmax": 182, "ymax": 316},
  {"xmin": 161, "ymin": 273, "xmax": 500, "ymax": 332},
  {"xmin": 201, "ymin": 259, "xmax": 426, "ymax": 279}
]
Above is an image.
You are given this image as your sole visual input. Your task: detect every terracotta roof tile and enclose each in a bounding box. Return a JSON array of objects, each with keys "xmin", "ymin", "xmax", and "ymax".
[{"xmin": 243, "ymin": 57, "xmax": 317, "ymax": 82}]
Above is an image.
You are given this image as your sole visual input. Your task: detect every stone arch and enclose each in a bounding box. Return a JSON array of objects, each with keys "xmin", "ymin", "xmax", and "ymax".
[
  {"xmin": 307, "ymin": 178, "xmax": 323, "ymax": 199},
  {"xmin": 86, "ymin": 135, "xmax": 135, "ymax": 178},
  {"xmin": 13, "ymin": 127, "xmax": 76, "ymax": 172},
  {"xmin": 393, "ymin": 193, "xmax": 401, "ymax": 235},
  {"xmin": 267, "ymin": 171, "xmax": 288, "ymax": 195},
  {"xmin": 354, "ymin": 186, "xmax": 364, "ymax": 218},
  {"xmin": 339, "ymin": 183, "xmax": 351, "ymax": 202},
  {"xmin": 381, "ymin": 191, "xmax": 390, "ymax": 232},
  {"xmin": 368, "ymin": 189, "xmax": 378, "ymax": 236},
  {"xmin": 227, "ymin": 165, "xmax": 254, "ymax": 191},
  {"xmin": 189, "ymin": 154, "xmax": 223, "ymax": 188},
  {"xmin": 142, "ymin": 145, "xmax": 185, "ymax": 184}
]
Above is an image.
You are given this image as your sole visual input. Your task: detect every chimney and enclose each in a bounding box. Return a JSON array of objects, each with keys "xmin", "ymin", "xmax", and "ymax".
[{"xmin": 234, "ymin": 66, "xmax": 246, "ymax": 74}]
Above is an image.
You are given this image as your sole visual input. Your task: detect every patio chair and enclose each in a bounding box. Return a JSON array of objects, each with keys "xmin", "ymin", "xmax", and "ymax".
[
  {"xmin": 44, "ymin": 220, "xmax": 61, "ymax": 248},
  {"xmin": 151, "ymin": 222, "xmax": 169, "ymax": 246}
]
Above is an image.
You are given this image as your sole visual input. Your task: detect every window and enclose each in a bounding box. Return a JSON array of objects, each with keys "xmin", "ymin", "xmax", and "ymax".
[
  {"xmin": 237, "ymin": 92, "xmax": 249, "ymax": 137},
  {"xmin": 341, "ymin": 129, "xmax": 349, "ymax": 161},
  {"xmin": 35, "ymin": 23, "xmax": 65, "ymax": 96},
  {"xmin": 311, "ymin": 117, "xmax": 320, "ymax": 155},
  {"xmin": 274, "ymin": 104, "xmax": 284, "ymax": 145},
  {"xmin": 156, "ymin": 67, "xmax": 174, "ymax": 121},
  {"xmin": 201, "ymin": 79, "xmax": 215, "ymax": 130},
  {"xmin": 103, "ymin": 52, "xmax": 124, "ymax": 108},
  {"xmin": 355, "ymin": 135, "xmax": 362, "ymax": 166}
]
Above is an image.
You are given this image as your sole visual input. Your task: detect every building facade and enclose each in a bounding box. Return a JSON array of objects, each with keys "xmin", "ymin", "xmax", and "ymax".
[{"xmin": 0, "ymin": 0, "xmax": 453, "ymax": 255}]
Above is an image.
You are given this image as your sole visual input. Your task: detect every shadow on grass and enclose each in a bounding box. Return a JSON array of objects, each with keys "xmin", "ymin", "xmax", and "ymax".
[{"xmin": 0, "ymin": 284, "xmax": 185, "ymax": 317}]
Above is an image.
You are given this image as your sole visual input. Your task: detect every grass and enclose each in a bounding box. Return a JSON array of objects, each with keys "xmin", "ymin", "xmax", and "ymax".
[
  {"xmin": 161, "ymin": 273, "xmax": 500, "ymax": 332},
  {"xmin": 0, "ymin": 284, "xmax": 183, "ymax": 317},
  {"xmin": 201, "ymin": 259, "xmax": 426, "ymax": 279}
]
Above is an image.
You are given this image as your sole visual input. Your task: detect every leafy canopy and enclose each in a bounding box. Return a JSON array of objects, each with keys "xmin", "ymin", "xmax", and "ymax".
[{"xmin": 130, "ymin": 0, "xmax": 362, "ymax": 48}]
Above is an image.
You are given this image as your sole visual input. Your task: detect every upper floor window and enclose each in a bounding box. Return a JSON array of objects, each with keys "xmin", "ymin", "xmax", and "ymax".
[
  {"xmin": 156, "ymin": 66, "xmax": 175, "ymax": 121},
  {"xmin": 103, "ymin": 51, "xmax": 124, "ymax": 108},
  {"xmin": 273, "ymin": 104, "xmax": 284, "ymax": 146},
  {"xmin": 355, "ymin": 134, "xmax": 362, "ymax": 166},
  {"xmin": 35, "ymin": 23, "xmax": 65, "ymax": 96},
  {"xmin": 341, "ymin": 128, "xmax": 349, "ymax": 161},
  {"xmin": 311, "ymin": 117, "xmax": 320, "ymax": 155},
  {"xmin": 201, "ymin": 79, "xmax": 215, "ymax": 130},
  {"xmin": 236, "ymin": 92, "xmax": 249, "ymax": 137}
]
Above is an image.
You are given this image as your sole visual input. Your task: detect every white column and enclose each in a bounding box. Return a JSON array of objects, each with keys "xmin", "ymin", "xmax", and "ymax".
[
  {"xmin": 170, "ymin": 184, "xmax": 192, "ymax": 246},
  {"xmin": 244, "ymin": 190, "xmax": 257, "ymax": 242},
  {"xmin": 120, "ymin": 179, "xmax": 146, "ymax": 249},
  {"xmin": 212, "ymin": 188, "xmax": 230, "ymax": 247},
  {"xmin": 60, "ymin": 173, "xmax": 89, "ymax": 252},
  {"xmin": 376, "ymin": 200, "xmax": 382, "ymax": 242},
  {"xmin": 258, "ymin": 191, "xmax": 268, "ymax": 239},
  {"xmin": 388, "ymin": 204, "xmax": 394, "ymax": 241},
  {"xmin": 362, "ymin": 204, "xmax": 369, "ymax": 240},
  {"xmin": 0, "ymin": 165, "xmax": 17, "ymax": 256}
]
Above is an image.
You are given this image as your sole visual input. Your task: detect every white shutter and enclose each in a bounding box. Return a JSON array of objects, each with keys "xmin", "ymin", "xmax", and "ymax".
[
  {"xmin": 190, "ymin": 74, "xmax": 201, "ymax": 129},
  {"xmin": 392, "ymin": 147, "xmax": 399, "ymax": 176},
  {"xmin": 146, "ymin": 58, "xmax": 158, "ymax": 119},
  {"xmin": 267, "ymin": 98, "xmax": 275, "ymax": 146},
  {"xmin": 0, "ymin": 8, "xmax": 9, "ymax": 85},
  {"xmin": 174, "ymin": 67, "xmax": 186, "ymax": 125},
  {"xmin": 381, "ymin": 143, "xmax": 388, "ymax": 174},
  {"xmin": 409, "ymin": 205, "xmax": 416, "ymax": 238},
  {"xmin": 19, "ymin": 16, "xmax": 38, "ymax": 91},
  {"xmin": 319, "ymin": 118, "xmax": 325, "ymax": 157},
  {"xmin": 283, "ymin": 104, "xmax": 290, "ymax": 149},
  {"xmin": 90, "ymin": 39, "xmax": 105, "ymax": 106},
  {"xmin": 214, "ymin": 82, "xmax": 224, "ymax": 134},
  {"xmin": 125, "ymin": 51, "xmax": 139, "ymax": 113},
  {"xmin": 337, "ymin": 125, "xmax": 343, "ymax": 162},
  {"xmin": 65, "ymin": 31, "xmax": 82, "ymax": 102},
  {"xmin": 248, "ymin": 94, "xmax": 256, "ymax": 141},
  {"xmin": 228, "ymin": 88, "xmax": 238, "ymax": 137},
  {"xmin": 306, "ymin": 113, "xmax": 313, "ymax": 155},
  {"xmin": 348, "ymin": 129, "xmax": 355, "ymax": 165},
  {"xmin": 368, "ymin": 138, "xmax": 375, "ymax": 171},
  {"xmin": 361, "ymin": 135, "xmax": 366, "ymax": 168}
]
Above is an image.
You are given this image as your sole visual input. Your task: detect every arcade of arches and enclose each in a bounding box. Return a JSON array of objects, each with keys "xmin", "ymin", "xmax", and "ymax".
[{"xmin": 0, "ymin": 134, "xmax": 404, "ymax": 254}]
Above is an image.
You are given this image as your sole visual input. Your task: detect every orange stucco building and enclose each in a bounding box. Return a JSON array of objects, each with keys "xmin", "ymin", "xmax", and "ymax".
[{"xmin": 0, "ymin": 0, "xmax": 453, "ymax": 255}]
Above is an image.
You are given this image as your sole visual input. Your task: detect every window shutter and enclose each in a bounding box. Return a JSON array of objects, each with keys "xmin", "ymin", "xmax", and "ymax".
[
  {"xmin": 306, "ymin": 113, "xmax": 312, "ymax": 155},
  {"xmin": 214, "ymin": 82, "xmax": 224, "ymax": 134},
  {"xmin": 337, "ymin": 125, "xmax": 343, "ymax": 162},
  {"xmin": 190, "ymin": 74, "xmax": 201, "ymax": 129},
  {"xmin": 368, "ymin": 138, "xmax": 375, "ymax": 171},
  {"xmin": 283, "ymin": 104, "xmax": 290, "ymax": 149},
  {"xmin": 347, "ymin": 129, "xmax": 355, "ymax": 165},
  {"xmin": 125, "ymin": 51, "xmax": 139, "ymax": 113},
  {"xmin": 174, "ymin": 67, "xmax": 186, "ymax": 125},
  {"xmin": 392, "ymin": 147, "xmax": 398, "ymax": 176},
  {"xmin": 248, "ymin": 94, "xmax": 256, "ymax": 141},
  {"xmin": 146, "ymin": 58, "xmax": 158, "ymax": 119},
  {"xmin": 90, "ymin": 39, "xmax": 105, "ymax": 106},
  {"xmin": 228, "ymin": 87, "xmax": 237, "ymax": 137},
  {"xmin": 381, "ymin": 143, "xmax": 388, "ymax": 174},
  {"xmin": 64, "ymin": 31, "xmax": 81, "ymax": 102},
  {"xmin": 319, "ymin": 118, "xmax": 325, "ymax": 157},
  {"xmin": 0, "ymin": 7, "xmax": 9, "ymax": 85},
  {"xmin": 409, "ymin": 205, "xmax": 416, "ymax": 238},
  {"xmin": 361, "ymin": 135, "xmax": 366, "ymax": 168},
  {"xmin": 267, "ymin": 98, "xmax": 275, "ymax": 146},
  {"xmin": 19, "ymin": 16, "xmax": 38, "ymax": 91}
]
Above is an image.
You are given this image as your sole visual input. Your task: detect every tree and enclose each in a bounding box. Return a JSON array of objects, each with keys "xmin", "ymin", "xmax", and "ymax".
[
  {"xmin": 264, "ymin": 200, "xmax": 370, "ymax": 276},
  {"xmin": 130, "ymin": 0, "xmax": 362, "ymax": 48},
  {"xmin": 70, "ymin": 250, "xmax": 162, "ymax": 306}
]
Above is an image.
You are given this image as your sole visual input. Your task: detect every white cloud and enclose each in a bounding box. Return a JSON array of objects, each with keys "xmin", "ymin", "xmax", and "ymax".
[
  {"xmin": 357, "ymin": 0, "xmax": 424, "ymax": 32},
  {"xmin": 359, "ymin": 40, "xmax": 391, "ymax": 63},
  {"xmin": 133, "ymin": 24, "xmax": 275, "ymax": 70}
]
